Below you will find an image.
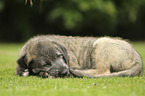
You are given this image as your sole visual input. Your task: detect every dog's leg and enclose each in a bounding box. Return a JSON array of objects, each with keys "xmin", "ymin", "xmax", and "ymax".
[
  {"xmin": 70, "ymin": 62, "xmax": 111, "ymax": 77},
  {"xmin": 70, "ymin": 62, "xmax": 142, "ymax": 78},
  {"xmin": 72, "ymin": 69, "xmax": 110, "ymax": 75}
]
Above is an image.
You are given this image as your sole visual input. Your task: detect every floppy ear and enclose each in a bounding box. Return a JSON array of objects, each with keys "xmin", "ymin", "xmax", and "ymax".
[
  {"xmin": 61, "ymin": 46, "xmax": 69, "ymax": 65},
  {"xmin": 55, "ymin": 43, "xmax": 69, "ymax": 66},
  {"xmin": 17, "ymin": 55, "xmax": 28, "ymax": 69}
]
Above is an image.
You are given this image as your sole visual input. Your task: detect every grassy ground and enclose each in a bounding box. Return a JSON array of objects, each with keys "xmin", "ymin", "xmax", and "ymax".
[{"xmin": 0, "ymin": 42, "xmax": 145, "ymax": 96}]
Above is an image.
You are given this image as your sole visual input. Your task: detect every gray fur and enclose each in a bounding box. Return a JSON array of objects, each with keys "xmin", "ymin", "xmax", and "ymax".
[{"xmin": 16, "ymin": 35, "xmax": 143, "ymax": 78}]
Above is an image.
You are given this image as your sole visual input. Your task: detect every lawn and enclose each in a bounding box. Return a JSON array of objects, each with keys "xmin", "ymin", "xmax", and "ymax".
[{"xmin": 0, "ymin": 42, "xmax": 145, "ymax": 96}]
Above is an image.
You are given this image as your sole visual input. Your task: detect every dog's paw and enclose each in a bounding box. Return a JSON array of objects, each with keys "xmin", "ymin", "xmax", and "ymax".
[
  {"xmin": 39, "ymin": 72, "xmax": 55, "ymax": 78},
  {"xmin": 39, "ymin": 72, "xmax": 49, "ymax": 78},
  {"xmin": 22, "ymin": 69, "xmax": 29, "ymax": 76},
  {"xmin": 22, "ymin": 72, "xmax": 29, "ymax": 76},
  {"xmin": 16, "ymin": 69, "xmax": 29, "ymax": 76}
]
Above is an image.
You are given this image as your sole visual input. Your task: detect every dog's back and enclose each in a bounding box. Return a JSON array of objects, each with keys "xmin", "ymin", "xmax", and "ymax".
[{"xmin": 18, "ymin": 35, "xmax": 143, "ymax": 78}]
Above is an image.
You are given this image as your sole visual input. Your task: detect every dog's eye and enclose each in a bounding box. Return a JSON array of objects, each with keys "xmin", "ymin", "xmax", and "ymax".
[
  {"xmin": 42, "ymin": 61, "xmax": 51, "ymax": 66},
  {"xmin": 46, "ymin": 62, "xmax": 51, "ymax": 66}
]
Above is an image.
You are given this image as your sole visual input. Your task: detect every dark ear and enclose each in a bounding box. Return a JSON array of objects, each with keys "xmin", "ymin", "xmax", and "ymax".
[
  {"xmin": 17, "ymin": 55, "xmax": 28, "ymax": 69},
  {"xmin": 55, "ymin": 43, "xmax": 69, "ymax": 66}
]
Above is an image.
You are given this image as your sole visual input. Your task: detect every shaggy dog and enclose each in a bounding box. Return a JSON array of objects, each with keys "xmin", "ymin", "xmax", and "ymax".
[{"xmin": 16, "ymin": 35, "xmax": 143, "ymax": 78}]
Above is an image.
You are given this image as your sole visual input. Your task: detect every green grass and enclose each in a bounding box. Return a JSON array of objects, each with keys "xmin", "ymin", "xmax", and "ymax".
[{"xmin": 0, "ymin": 42, "xmax": 145, "ymax": 96}]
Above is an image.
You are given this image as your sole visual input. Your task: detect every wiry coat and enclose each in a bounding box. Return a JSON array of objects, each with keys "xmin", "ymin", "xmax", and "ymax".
[{"xmin": 16, "ymin": 35, "xmax": 143, "ymax": 78}]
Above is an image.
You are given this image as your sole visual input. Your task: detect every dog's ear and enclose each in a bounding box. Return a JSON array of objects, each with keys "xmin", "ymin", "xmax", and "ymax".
[
  {"xmin": 17, "ymin": 55, "xmax": 27, "ymax": 69},
  {"xmin": 61, "ymin": 46, "xmax": 69, "ymax": 65},
  {"xmin": 55, "ymin": 43, "xmax": 69, "ymax": 65}
]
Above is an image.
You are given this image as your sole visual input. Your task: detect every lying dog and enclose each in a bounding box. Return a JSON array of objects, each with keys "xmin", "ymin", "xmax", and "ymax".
[{"xmin": 16, "ymin": 35, "xmax": 143, "ymax": 78}]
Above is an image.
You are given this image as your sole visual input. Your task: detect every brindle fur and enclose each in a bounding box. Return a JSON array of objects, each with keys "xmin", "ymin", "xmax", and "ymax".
[{"xmin": 16, "ymin": 35, "xmax": 143, "ymax": 78}]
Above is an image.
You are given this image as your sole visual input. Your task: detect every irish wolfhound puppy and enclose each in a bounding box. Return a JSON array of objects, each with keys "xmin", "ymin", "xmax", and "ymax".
[{"xmin": 16, "ymin": 35, "xmax": 143, "ymax": 78}]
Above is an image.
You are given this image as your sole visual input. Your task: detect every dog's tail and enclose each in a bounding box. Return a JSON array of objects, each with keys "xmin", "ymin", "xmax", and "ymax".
[{"xmin": 70, "ymin": 63, "xmax": 143, "ymax": 78}]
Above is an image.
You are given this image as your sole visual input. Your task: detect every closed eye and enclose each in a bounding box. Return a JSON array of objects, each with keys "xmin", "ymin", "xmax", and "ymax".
[
  {"xmin": 56, "ymin": 53, "xmax": 63, "ymax": 58},
  {"xmin": 42, "ymin": 61, "xmax": 52, "ymax": 66}
]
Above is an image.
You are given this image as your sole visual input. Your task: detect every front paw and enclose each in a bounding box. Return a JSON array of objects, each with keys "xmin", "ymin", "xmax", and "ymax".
[
  {"xmin": 22, "ymin": 70, "xmax": 29, "ymax": 76},
  {"xmin": 16, "ymin": 68, "xmax": 29, "ymax": 76},
  {"xmin": 39, "ymin": 72, "xmax": 55, "ymax": 78}
]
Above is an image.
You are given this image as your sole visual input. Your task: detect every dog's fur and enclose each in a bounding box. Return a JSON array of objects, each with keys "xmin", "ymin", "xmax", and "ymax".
[{"xmin": 16, "ymin": 35, "xmax": 143, "ymax": 78}]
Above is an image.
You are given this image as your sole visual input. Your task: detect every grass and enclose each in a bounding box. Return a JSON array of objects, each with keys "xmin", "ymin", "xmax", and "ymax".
[{"xmin": 0, "ymin": 42, "xmax": 145, "ymax": 96}]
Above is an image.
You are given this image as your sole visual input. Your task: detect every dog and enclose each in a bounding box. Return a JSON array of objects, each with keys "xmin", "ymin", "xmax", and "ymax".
[{"xmin": 16, "ymin": 35, "xmax": 143, "ymax": 78}]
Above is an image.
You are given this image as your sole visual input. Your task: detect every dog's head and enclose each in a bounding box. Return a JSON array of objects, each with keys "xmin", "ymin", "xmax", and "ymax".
[{"xmin": 17, "ymin": 40, "xmax": 70, "ymax": 78}]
